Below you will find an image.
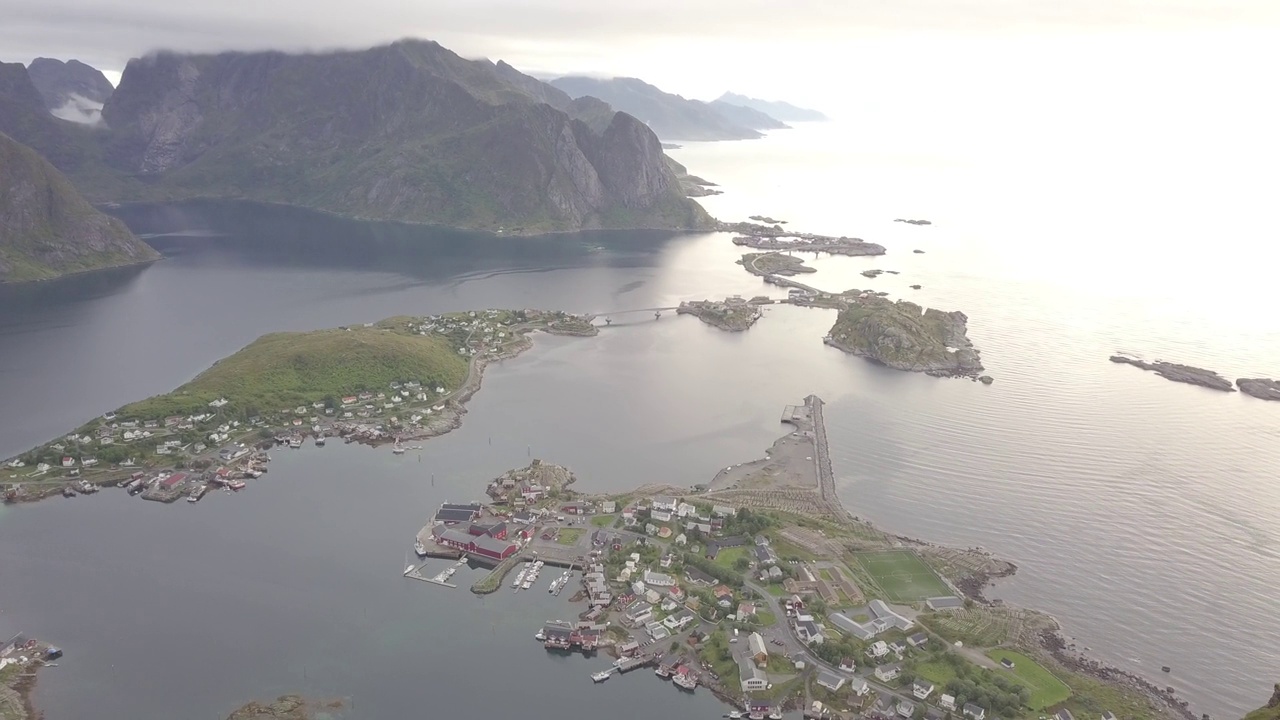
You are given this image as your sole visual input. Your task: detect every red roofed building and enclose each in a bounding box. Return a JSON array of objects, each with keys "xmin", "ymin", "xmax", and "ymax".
[{"xmin": 160, "ymin": 472, "xmax": 187, "ymax": 489}]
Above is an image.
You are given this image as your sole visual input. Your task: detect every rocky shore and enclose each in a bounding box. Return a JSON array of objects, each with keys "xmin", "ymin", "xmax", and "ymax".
[
  {"xmin": 1039, "ymin": 630, "xmax": 1198, "ymax": 720},
  {"xmin": 1109, "ymin": 355, "xmax": 1235, "ymax": 392},
  {"xmin": 825, "ymin": 297, "xmax": 984, "ymax": 377},
  {"xmin": 676, "ymin": 297, "xmax": 765, "ymax": 331},
  {"xmin": 1237, "ymin": 377, "xmax": 1280, "ymax": 401}
]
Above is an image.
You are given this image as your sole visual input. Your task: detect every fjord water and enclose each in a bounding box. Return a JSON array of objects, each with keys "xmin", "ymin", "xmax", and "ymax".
[{"xmin": 3, "ymin": 45, "xmax": 1280, "ymax": 718}]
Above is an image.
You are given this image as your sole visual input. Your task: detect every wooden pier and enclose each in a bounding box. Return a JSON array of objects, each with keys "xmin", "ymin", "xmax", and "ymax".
[{"xmin": 403, "ymin": 561, "xmax": 458, "ymax": 588}]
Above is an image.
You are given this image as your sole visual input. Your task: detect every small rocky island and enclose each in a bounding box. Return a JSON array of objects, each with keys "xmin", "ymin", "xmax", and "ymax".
[
  {"xmin": 739, "ymin": 252, "xmax": 815, "ymax": 276},
  {"xmin": 1237, "ymin": 378, "xmax": 1280, "ymax": 401},
  {"xmin": 1108, "ymin": 356, "xmax": 1235, "ymax": 392},
  {"xmin": 677, "ymin": 297, "xmax": 766, "ymax": 331},
  {"xmin": 226, "ymin": 696, "xmax": 345, "ymax": 720},
  {"xmin": 748, "ymin": 214, "xmax": 787, "ymax": 224},
  {"xmin": 721, "ymin": 220, "xmax": 887, "ymax": 256},
  {"xmin": 825, "ymin": 297, "xmax": 984, "ymax": 377}
]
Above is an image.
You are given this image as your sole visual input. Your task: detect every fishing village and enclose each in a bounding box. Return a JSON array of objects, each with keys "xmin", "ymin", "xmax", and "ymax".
[{"xmin": 396, "ymin": 395, "xmax": 1183, "ymax": 720}]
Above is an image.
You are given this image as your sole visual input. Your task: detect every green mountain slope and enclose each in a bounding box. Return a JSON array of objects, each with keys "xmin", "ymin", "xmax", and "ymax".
[
  {"xmin": 90, "ymin": 40, "xmax": 709, "ymax": 233},
  {"xmin": 0, "ymin": 131, "xmax": 158, "ymax": 282}
]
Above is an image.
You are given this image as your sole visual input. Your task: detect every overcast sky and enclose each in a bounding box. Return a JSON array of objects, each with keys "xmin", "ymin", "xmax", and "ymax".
[{"xmin": 2, "ymin": 0, "xmax": 1278, "ymax": 104}]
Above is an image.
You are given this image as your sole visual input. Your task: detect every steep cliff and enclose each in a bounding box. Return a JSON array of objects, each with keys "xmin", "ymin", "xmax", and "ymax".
[
  {"xmin": 550, "ymin": 76, "xmax": 762, "ymax": 141},
  {"xmin": 0, "ymin": 131, "xmax": 158, "ymax": 282},
  {"xmin": 0, "ymin": 61, "xmax": 90, "ymax": 169},
  {"xmin": 26, "ymin": 58, "xmax": 114, "ymax": 124},
  {"xmin": 95, "ymin": 40, "xmax": 709, "ymax": 233},
  {"xmin": 825, "ymin": 297, "xmax": 984, "ymax": 377}
]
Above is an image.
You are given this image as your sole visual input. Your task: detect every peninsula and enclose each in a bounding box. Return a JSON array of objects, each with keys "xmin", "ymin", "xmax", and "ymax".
[
  {"xmin": 740, "ymin": 252, "xmax": 816, "ymax": 276},
  {"xmin": 402, "ymin": 396, "xmax": 1184, "ymax": 720},
  {"xmin": 1108, "ymin": 356, "xmax": 1235, "ymax": 392},
  {"xmin": 1, "ymin": 310, "xmax": 596, "ymax": 502}
]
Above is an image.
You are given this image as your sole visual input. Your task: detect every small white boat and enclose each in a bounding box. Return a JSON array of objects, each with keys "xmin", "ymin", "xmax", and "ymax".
[
  {"xmin": 404, "ymin": 565, "xmax": 415, "ymax": 575},
  {"xmin": 522, "ymin": 579, "xmax": 533, "ymax": 590},
  {"xmin": 315, "ymin": 435, "xmax": 326, "ymax": 446},
  {"xmin": 414, "ymin": 539, "xmax": 427, "ymax": 558},
  {"xmin": 591, "ymin": 671, "xmax": 611, "ymax": 683},
  {"xmin": 535, "ymin": 630, "xmax": 546, "ymax": 641},
  {"xmin": 727, "ymin": 713, "xmax": 744, "ymax": 719},
  {"xmin": 392, "ymin": 443, "xmax": 406, "ymax": 455}
]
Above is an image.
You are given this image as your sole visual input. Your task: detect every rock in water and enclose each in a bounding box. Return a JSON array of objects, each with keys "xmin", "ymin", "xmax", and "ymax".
[
  {"xmin": 226, "ymin": 695, "xmax": 343, "ymax": 720},
  {"xmin": 1108, "ymin": 356, "xmax": 1235, "ymax": 392},
  {"xmin": 1237, "ymin": 378, "xmax": 1280, "ymax": 401},
  {"xmin": 825, "ymin": 298, "xmax": 983, "ymax": 377},
  {"xmin": 979, "ymin": 375, "xmax": 994, "ymax": 385},
  {"xmin": 0, "ymin": 132, "xmax": 159, "ymax": 282}
]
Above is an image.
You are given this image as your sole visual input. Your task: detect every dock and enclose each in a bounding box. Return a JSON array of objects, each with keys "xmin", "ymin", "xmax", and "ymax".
[
  {"xmin": 403, "ymin": 561, "xmax": 458, "ymax": 588},
  {"xmin": 615, "ymin": 654, "xmax": 657, "ymax": 673}
]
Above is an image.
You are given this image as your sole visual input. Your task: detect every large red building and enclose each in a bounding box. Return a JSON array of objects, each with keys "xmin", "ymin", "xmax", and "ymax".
[{"xmin": 433, "ymin": 522, "xmax": 516, "ymax": 562}]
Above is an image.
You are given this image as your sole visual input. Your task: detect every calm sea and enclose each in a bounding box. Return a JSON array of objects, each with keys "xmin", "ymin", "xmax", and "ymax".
[{"xmin": 1, "ymin": 115, "xmax": 1278, "ymax": 719}]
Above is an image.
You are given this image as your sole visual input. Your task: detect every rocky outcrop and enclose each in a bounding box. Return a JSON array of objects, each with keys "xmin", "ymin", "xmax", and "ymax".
[
  {"xmin": 825, "ymin": 298, "xmax": 984, "ymax": 377},
  {"xmin": 724, "ymin": 220, "xmax": 886, "ymax": 256},
  {"xmin": 740, "ymin": 252, "xmax": 815, "ymax": 276},
  {"xmin": 26, "ymin": 58, "xmax": 114, "ymax": 124},
  {"xmin": 0, "ymin": 131, "xmax": 159, "ymax": 282},
  {"xmin": 1237, "ymin": 378, "xmax": 1280, "ymax": 401},
  {"xmin": 1108, "ymin": 356, "xmax": 1235, "ymax": 392}
]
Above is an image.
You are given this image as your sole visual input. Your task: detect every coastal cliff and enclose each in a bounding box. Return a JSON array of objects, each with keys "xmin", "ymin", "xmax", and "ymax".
[
  {"xmin": 825, "ymin": 298, "xmax": 983, "ymax": 376},
  {"xmin": 0, "ymin": 131, "xmax": 158, "ymax": 282}
]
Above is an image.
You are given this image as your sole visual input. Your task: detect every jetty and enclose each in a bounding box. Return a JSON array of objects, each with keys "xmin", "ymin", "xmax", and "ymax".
[{"xmin": 403, "ymin": 561, "xmax": 458, "ymax": 588}]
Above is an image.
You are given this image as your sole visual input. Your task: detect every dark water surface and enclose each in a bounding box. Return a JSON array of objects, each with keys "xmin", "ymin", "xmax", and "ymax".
[{"xmin": 1, "ymin": 181, "xmax": 1278, "ymax": 720}]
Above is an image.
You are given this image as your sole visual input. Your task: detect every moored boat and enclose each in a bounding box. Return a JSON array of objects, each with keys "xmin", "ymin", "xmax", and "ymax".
[
  {"xmin": 591, "ymin": 670, "xmax": 611, "ymax": 683},
  {"xmin": 414, "ymin": 539, "xmax": 428, "ymax": 557},
  {"xmin": 228, "ymin": 479, "xmax": 246, "ymax": 490}
]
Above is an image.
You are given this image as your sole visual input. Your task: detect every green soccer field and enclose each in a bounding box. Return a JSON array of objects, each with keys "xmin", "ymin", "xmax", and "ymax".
[{"xmin": 854, "ymin": 550, "xmax": 951, "ymax": 602}]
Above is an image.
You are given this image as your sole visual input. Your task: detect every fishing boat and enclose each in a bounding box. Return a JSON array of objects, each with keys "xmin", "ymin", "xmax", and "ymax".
[
  {"xmin": 591, "ymin": 670, "xmax": 611, "ymax": 683},
  {"xmin": 414, "ymin": 539, "xmax": 428, "ymax": 558},
  {"xmin": 315, "ymin": 435, "xmax": 326, "ymax": 446},
  {"xmin": 534, "ymin": 629, "xmax": 546, "ymax": 641},
  {"xmin": 288, "ymin": 436, "xmax": 302, "ymax": 449},
  {"xmin": 673, "ymin": 666, "xmax": 698, "ymax": 691},
  {"xmin": 727, "ymin": 713, "xmax": 744, "ymax": 719},
  {"xmin": 187, "ymin": 484, "xmax": 208, "ymax": 502},
  {"xmin": 228, "ymin": 479, "xmax": 246, "ymax": 490},
  {"xmin": 391, "ymin": 441, "xmax": 406, "ymax": 455}
]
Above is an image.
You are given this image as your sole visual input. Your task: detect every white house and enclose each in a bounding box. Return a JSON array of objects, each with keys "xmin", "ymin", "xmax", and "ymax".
[
  {"xmin": 816, "ymin": 670, "xmax": 845, "ymax": 692},
  {"xmin": 651, "ymin": 509, "xmax": 673, "ymax": 523},
  {"xmin": 739, "ymin": 655, "xmax": 768, "ymax": 691},
  {"xmin": 677, "ymin": 502, "xmax": 697, "ymax": 517},
  {"xmin": 897, "ymin": 701, "xmax": 915, "ymax": 719},
  {"xmin": 874, "ymin": 663, "xmax": 901, "ymax": 682},
  {"xmin": 939, "ymin": 694, "xmax": 956, "ymax": 711},
  {"xmin": 652, "ymin": 496, "xmax": 678, "ymax": 513},
  {"xmin": 644, "ymin": 570, "xmax": 675, "ymax": 587},
  {"xmin": 795, "ymin": 618, "xmax": 824, "ymax": 645},
  {"xmin": 848, "ymin": 677, "xmax": 869, "ymax": 696},
  {"xmin": 913, "ymin": 680, "xmax": 935, "ymax": 700},
  {"xmin": 712, "ymin": 504, "xmax": 735, "ymax": 517},
  {"xmin": 963, "ymin": 704, "xmax": 986, "ymax": 720},
  {"xmin": 748, "ymin": 632, "xmax": 768, "ymax": 663},
  {"xmin": 867, "ymin": 640, "xmax": 890, "ymax": 658}
]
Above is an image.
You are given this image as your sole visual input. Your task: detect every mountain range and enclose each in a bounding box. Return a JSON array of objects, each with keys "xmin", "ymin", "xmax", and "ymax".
[
  {"xmin": 550, "ymin": 76, "xmax": 786, "ymax": 141},
  {"xmin": 0, "ymin": 130, "xmax": 157, "ymax": 282},
  {"xmin": 717, "ymin": 91, "xmax": 827, "ymax": 122},
  {"xmin": 0, "ymin": 41, "xmax": 712, "ymax": 239},
  {"xmin": 27, "ymin": 57, "xmax": 115, "ymax": 125}
]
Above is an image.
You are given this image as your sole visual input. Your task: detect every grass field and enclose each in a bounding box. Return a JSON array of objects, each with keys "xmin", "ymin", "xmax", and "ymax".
[
  {"xmin": 987, "ymin": 649, "xmax": 1071, "ymax": 710},
  {"xmin": 912, "ymin": 660, "xmax": 959, "ymax": 687},
  {"xmin": 556, "ymin": 529, "xmax": 584, "ymax": 546},
  {"xmin": 853, "ymin": 550, "xmax": 950, "ymax": 602},
  {"xmin": 591, "ymin": 514, "xmax": 616, "ymax": 527},
  {"xmin": 755, "ymin": 610, "xmax": 777, "ymax": 626},
  {"xmin": 713, "ymin": 545, "xmax": 750, "ymax": 570}
]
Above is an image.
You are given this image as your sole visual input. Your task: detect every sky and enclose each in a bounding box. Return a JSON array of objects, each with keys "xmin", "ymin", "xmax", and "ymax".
[{"xmin": 2, "ymin": 0, "xmax": 1279, "ymax": 106}]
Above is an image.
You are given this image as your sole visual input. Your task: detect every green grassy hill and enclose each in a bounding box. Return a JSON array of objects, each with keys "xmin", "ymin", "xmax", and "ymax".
[{"xmin": 118, "ymin": 325, "xmax": 468, "ymax": 420}]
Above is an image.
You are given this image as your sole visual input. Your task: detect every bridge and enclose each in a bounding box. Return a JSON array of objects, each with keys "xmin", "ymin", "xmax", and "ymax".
[{"xmin": 585, "ymin": 306, "xmax": 681, "ymax": 324}]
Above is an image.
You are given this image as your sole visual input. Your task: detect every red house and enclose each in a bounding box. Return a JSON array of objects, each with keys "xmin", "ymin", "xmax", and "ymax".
[
  {"xmin": 470, "ymin": 534, "xmax": 517, "ymax": 561},
  {"xmin": 160, "ymin": 472, "xmax": 187, "ymax": 489}
]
